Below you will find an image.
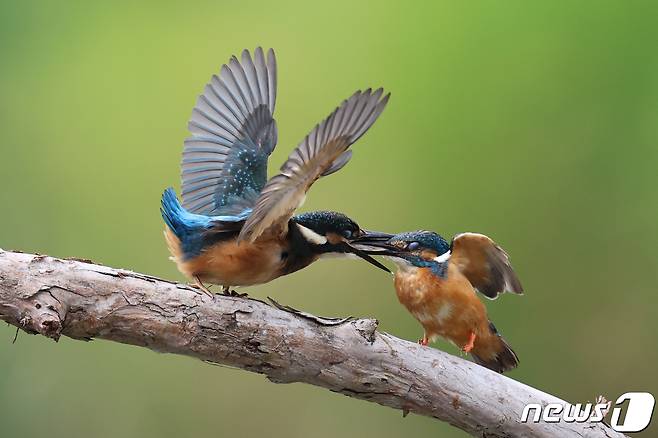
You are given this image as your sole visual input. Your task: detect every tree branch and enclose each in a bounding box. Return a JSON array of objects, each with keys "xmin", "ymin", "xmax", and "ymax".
[{"xmin": 0, "ymin": 249, "xmax": 624, "ymax": 438}]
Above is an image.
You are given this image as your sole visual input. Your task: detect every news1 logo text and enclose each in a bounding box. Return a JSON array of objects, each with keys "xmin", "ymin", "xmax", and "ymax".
[{"xmin": 521, "ymin": 392, "xmax": 655, "ymax": 433}]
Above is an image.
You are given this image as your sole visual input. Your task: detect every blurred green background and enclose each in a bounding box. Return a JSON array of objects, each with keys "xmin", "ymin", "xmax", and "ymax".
[{"xmin": 1, "ymin": 1, "xmax": 657, "ymax": 437}]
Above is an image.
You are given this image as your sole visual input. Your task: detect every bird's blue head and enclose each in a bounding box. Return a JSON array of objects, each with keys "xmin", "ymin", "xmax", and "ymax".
[
  {"xmin": 293, "ymin": 211, "xmax": 362, "ymax": 241},
  {"xmin": 291, "ymin": 211, "xmax": 392, "ymax": 273},
  {"xmin": 354, "ymin": 230, "xmax": 450, "ymax": 271}
]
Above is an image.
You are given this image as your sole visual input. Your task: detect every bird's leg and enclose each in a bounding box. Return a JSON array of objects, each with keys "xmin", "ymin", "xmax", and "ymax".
[
  {"xmin": 193, "ymin": 276, "xmax": 213, "ymax": 298},
  {"xmin": 462, "ymin": 331, "xmax": 476, "ymax": 354},
  {"xmin": 221, "ymin": 285, "xmax": 231, "ymax": 295},
  {"xmin": 418, "ymin": 334, "xmax": 429, "ymax": 346}
]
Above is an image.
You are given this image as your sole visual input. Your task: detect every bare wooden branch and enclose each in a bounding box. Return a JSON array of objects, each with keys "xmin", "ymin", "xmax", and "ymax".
[{"xmin": 0, "ymin": 249, "xmax": 624, "ymax": 438}]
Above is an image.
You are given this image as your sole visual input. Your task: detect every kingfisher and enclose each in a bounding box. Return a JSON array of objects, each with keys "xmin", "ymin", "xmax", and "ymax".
[
  {"xmin": 356, "ymin": 230, "xmax": 523, "ymax": 373},
  {"xmin": 160, "ymin": 47, "xmax": 391, "ymax": 296}
]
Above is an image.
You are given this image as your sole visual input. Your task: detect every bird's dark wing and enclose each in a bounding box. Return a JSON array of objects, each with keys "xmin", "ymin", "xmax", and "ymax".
[
  {"xmin": 449, "ymin": 233, "xmax": 523, "ymax": 299},
  {"xmin": 238, "ymin": 89, "xmax": 390, "ymax": 243},
  {"xmin": 181, "ymin": 47, "xmax": 277, "ymax": 216}
]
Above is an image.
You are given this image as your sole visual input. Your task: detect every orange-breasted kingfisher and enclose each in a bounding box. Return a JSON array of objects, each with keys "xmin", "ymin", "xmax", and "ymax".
[
  {"xmin": 160, "ymin": 47, "xmax": 391, "ymax": 296},
  {"xmin": 356, "ymin": 230, "xmax": 523, "ymax": 373}
]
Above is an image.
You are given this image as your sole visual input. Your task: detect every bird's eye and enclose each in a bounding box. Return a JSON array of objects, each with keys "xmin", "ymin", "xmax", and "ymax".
[
  {"xmin": 342, "ymin": 230, "xmax": 353, "ymax": 239},
  {"xmin": 407, "ymin": 242, "xmax": 420, "ymax": 251}
]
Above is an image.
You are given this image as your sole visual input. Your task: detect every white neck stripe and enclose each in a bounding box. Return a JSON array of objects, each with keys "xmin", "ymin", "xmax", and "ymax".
[
  {"xmin": 434, "ymin": 250, "xmax": 451, "ymax": 263},
  {"xmin": 296, "ymin": 224, "xmax": 328, "ymax": 245}
]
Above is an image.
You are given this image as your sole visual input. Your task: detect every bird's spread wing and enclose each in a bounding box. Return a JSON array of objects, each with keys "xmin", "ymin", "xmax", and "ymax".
[
  {"xmin": 181, "ymin": 47, "xmax": 277, "ymax": 217},
  {"xmin": 448, "ymin": 233, "xmax": 523, "ymax": 299},
  {"xmin": 238, "ymin": 89, "xmax": 390, "ymax": 243}
]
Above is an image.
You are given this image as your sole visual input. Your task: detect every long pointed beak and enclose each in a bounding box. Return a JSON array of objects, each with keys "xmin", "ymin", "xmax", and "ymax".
[
  {"xmin": 343, "ymin": 243, "xmax": 391, "ymax": 273},
  {"xmin": 354, "ymin": 230, "xmax": 394, "ymax": 242},
  {"xmin": 358, "ymin": 246, "xmax": 402, "ymax": 257},
  {"xmin": 352, "ymin": 236, "xmax": 409, "ymax": 259},
  {"xmin": 351, "ymin": 230, "xmax": 400, "ymax": 257},
  {"xmin": 343, "ymin": 230, "xmax": 395, "ymax": 271}
]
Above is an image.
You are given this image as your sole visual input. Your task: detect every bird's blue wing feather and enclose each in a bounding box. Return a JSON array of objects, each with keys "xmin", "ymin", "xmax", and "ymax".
[{"xmin": 181, "ymin": 48, "xmax": 277, "ymax": 217}]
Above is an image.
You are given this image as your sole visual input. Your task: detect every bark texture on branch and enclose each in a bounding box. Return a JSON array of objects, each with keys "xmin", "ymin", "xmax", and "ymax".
[{"xmin": 0, "ymin": 249, "xmax": 623, "ymax": 438}]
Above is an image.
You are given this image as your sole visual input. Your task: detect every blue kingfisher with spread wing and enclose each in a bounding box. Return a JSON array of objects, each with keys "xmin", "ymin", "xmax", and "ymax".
[
  {"xmin": 161, "ymin": 47, "xmax": 391, "ymax": 296},
  {"xmin": 356, "ymin": 230, "xmax": 523, "ymax": 373}
]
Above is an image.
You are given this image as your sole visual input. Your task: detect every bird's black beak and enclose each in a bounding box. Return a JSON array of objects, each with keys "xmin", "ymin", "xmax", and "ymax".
[
  {"xmin": 343, "ymin": 243, "xmax": 391, "ymax": 273},
  {"xmin": 341, "ymin": 230, "xmax": 393, "ymax": 273},
  {"xmin": 357, "ymin": 230, "xmax": 394, "ymax": 241},
  {"xmin": 351, "ymin": 232, "xmax": 404, "ymax": 258}
]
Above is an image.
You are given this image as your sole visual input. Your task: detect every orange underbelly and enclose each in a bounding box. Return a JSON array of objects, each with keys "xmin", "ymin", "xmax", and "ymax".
[
  {"xmin": 165, "ymin": 229, "xmax": 287, "ymax": 286},
  {"xmin": 394, "ymin": 264, "xmax": 489, "ymax": 347}
]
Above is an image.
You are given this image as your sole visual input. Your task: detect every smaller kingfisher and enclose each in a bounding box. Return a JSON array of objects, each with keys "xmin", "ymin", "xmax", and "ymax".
[
  {"xmin": 161, "ymin": 48, "xmax": 391, "ymax": 295},
  {"xmin": 356, "ymin": 231, "xmax": 523, "ymax": 373}
]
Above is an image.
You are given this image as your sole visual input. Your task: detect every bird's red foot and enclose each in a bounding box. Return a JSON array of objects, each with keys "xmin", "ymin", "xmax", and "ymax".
[
  {"xmin": 462, "ymin": 332, "xmax": 476, "ymax": 353},
  {"xmin": 418, "ymin": 335, "xmax": 429, "ymax": 346}
]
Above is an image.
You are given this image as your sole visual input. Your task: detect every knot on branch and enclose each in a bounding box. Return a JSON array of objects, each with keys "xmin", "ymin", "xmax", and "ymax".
[
  {"xmin": 352, "ymin": 318, "xmax": 378, "ymax": 344},
  {"xmin": 17, "ymin": 288, "xmax": 66, "ymax": 341}
]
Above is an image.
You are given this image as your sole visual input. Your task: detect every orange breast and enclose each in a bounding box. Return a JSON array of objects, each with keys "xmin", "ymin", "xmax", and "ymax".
[
  {"xmin": 394, "ymin": 263, "xmax": 490, "ymax": 349},
  {"xmin": 164, "ymin": 228, "xmax": 290, "ymax": 287}
]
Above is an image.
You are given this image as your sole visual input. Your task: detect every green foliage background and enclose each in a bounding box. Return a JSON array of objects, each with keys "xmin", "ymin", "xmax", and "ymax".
[{"xmin": 1, "ymin": 1, "xmax": 657, "ymax": 437}]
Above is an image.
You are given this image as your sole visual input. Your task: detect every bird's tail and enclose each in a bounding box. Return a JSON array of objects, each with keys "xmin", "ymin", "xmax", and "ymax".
[
  {"xmin": 160, "ymin": 188, "xmax": 213, "ymax": 240},
  {"xmin": 470, "ymin": 321, "xmax": 519, "ymax": 373},
  {"xmin": 160, "ymin": 188, "xmax": 189, "ymax": 240}
]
